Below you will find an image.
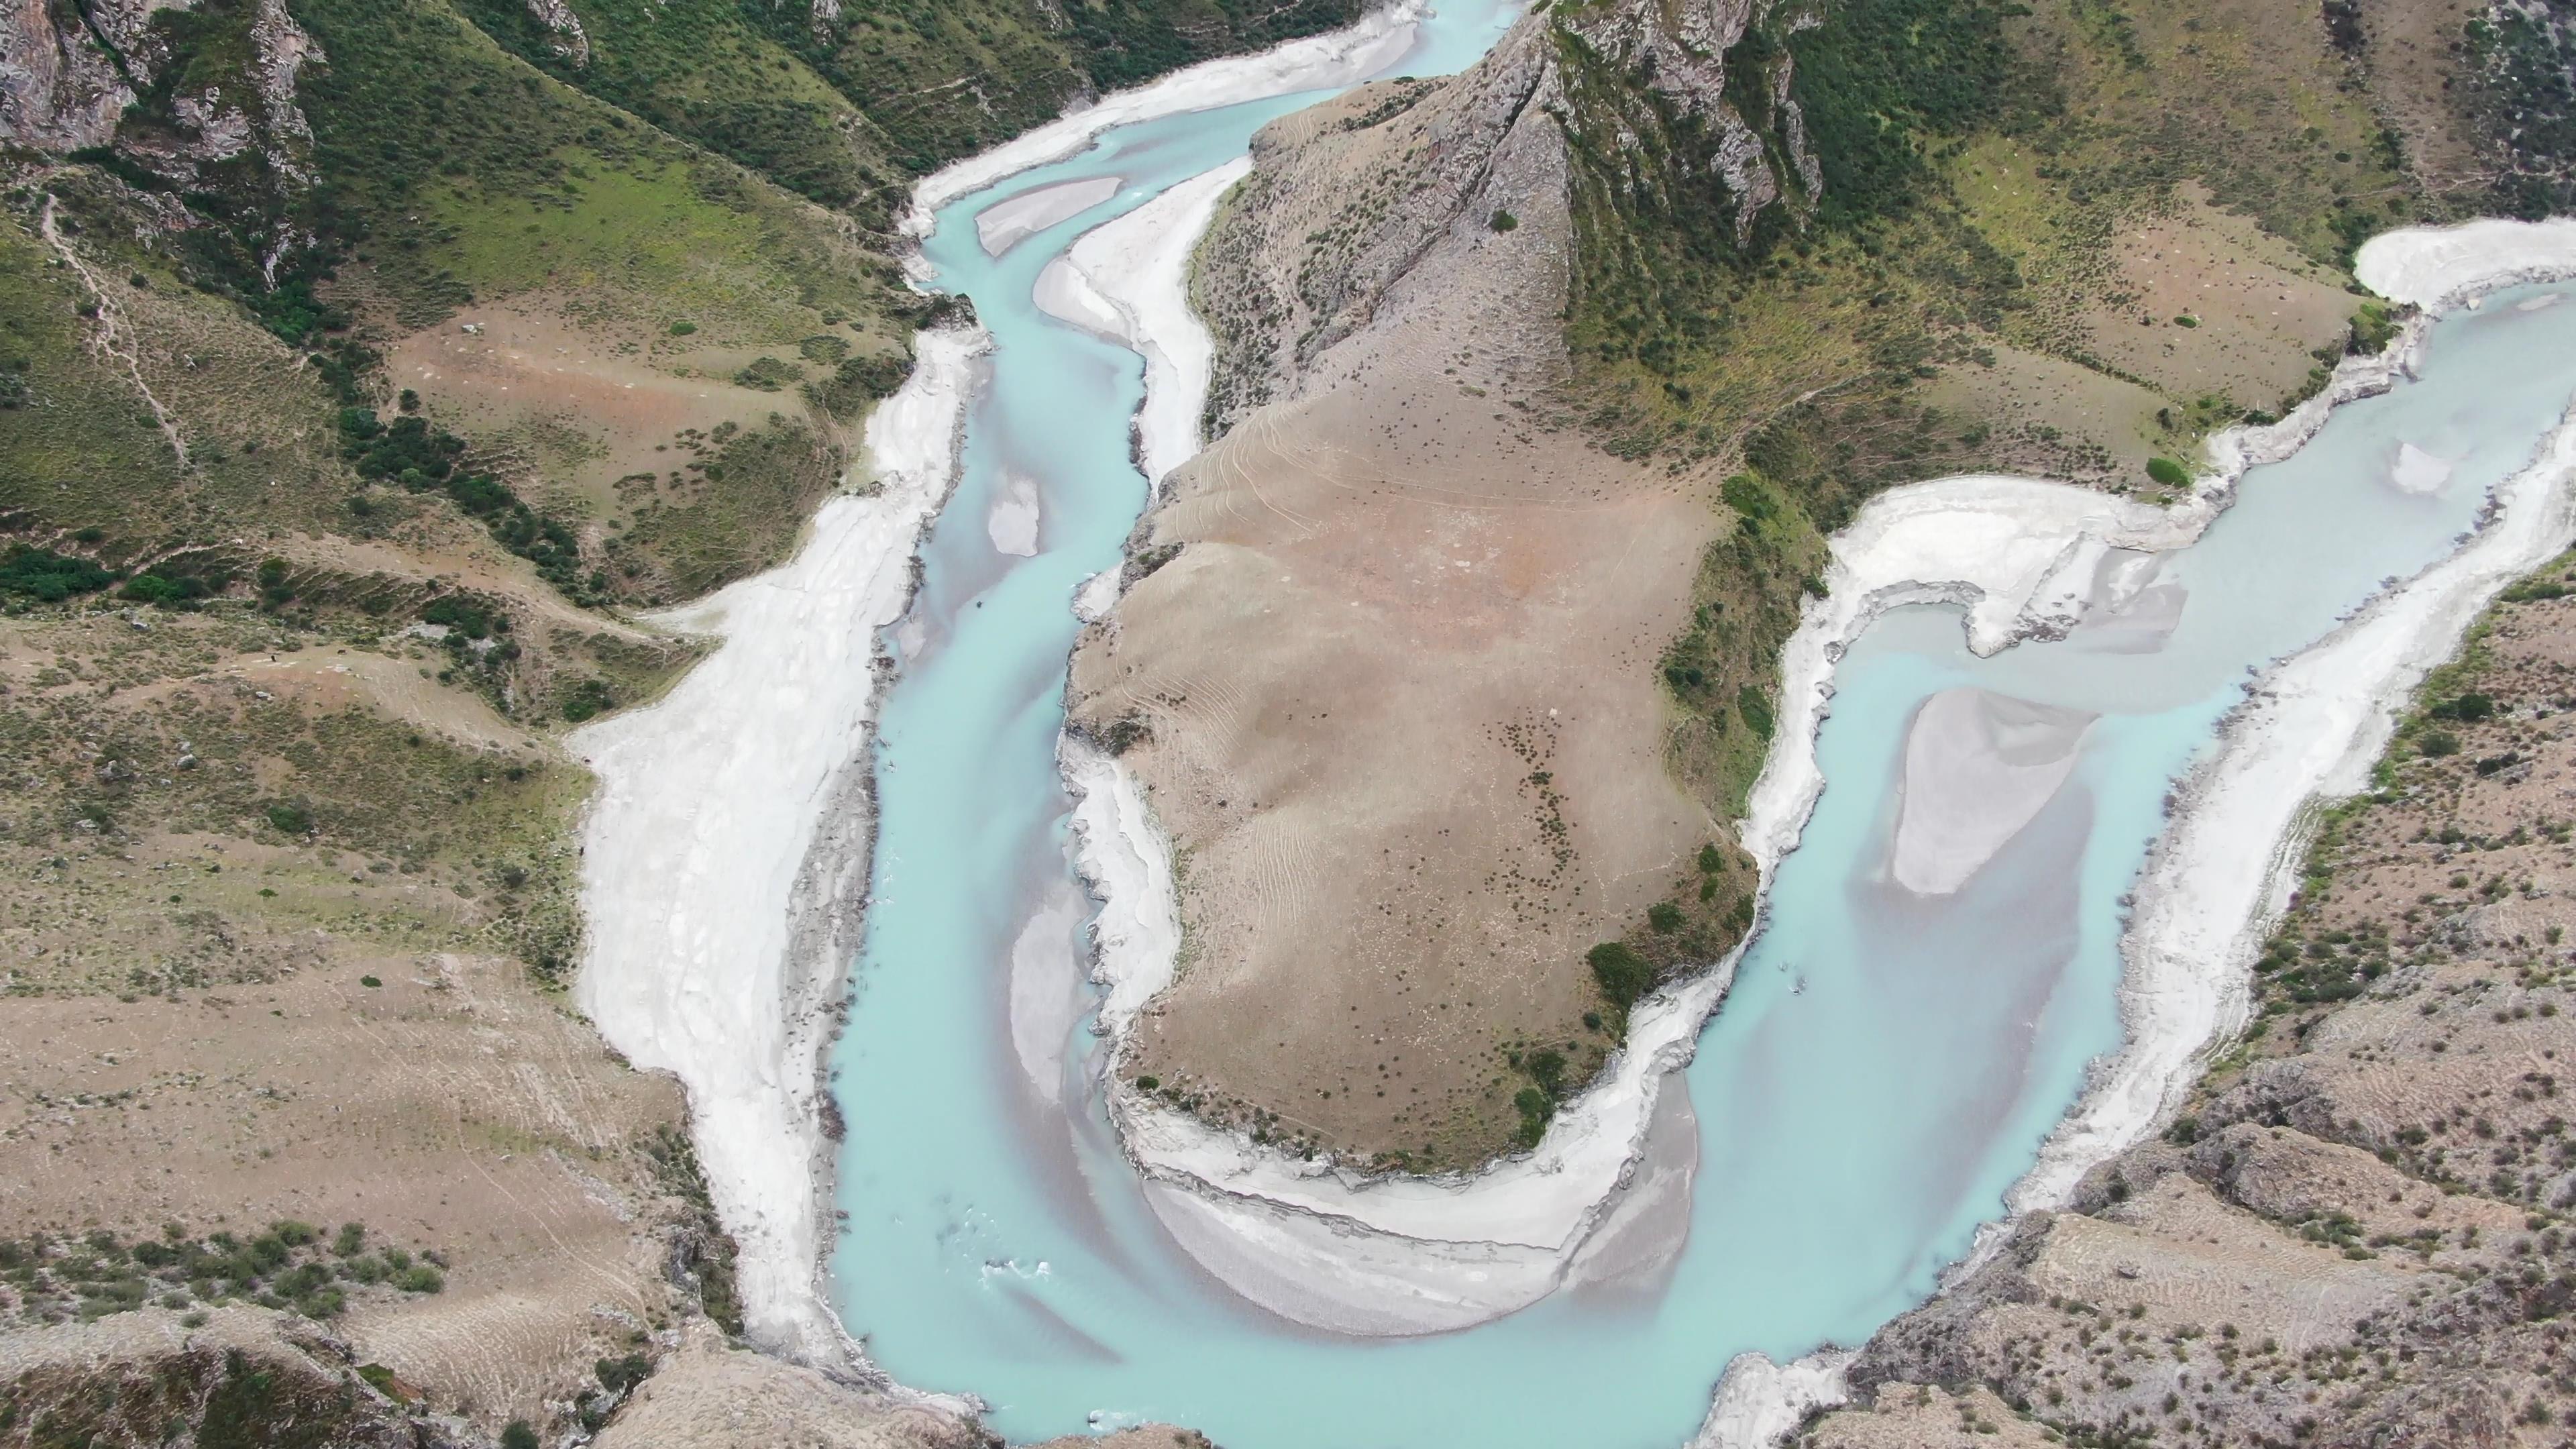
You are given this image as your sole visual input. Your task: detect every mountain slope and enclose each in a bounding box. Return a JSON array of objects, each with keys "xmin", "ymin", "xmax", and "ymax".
[{"xmin": 0, "ymin": 0, "xmax": 1354, "ymax": 1441}]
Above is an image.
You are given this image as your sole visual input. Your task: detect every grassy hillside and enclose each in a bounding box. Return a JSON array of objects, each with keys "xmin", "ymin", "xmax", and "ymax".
[
  {"xmin": 449, "ymin": 0, "xmax": 1363, "ymax": 227},
  {"xmin": 1551, "ymin": 0, "xmax": 2550, "ymax": 1020}
]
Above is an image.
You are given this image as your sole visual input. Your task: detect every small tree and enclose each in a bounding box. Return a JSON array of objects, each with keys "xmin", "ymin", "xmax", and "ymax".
[{"xmin": 1588, "ymin": 943, "xmax": 1653, "ymax": 1011}]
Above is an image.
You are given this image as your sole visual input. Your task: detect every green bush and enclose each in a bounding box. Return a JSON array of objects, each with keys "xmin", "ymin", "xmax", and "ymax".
[
  {"xmin": 2420, "ymin": 731, "xmax": 2461, "ymax": 759},
  {"xmin": 1524, "ymin": 1049, "xmax": 1567, "ymax": 1098},
  {"xmin": 558, "ymin": 678, "xmax": 616, "ymax": 723},
  {"xmin": 1588, "ymin": 941, "xmax": 1654, "ymax": 1010},
  {"xmin": 0, "ymin": 547, "xmax": 115, "ymax": 602},
  {"xmin": 596, "ymin": 1354, "xmax": 651, "ymax": 1393},
  {"xmin": 2145, "ymin": 456, "xmax": 2192, "ymax": 488},
  {"xmin": 1736, "ymin": 685, "xmax": 1776, "ymax": 741},
  {"xmin": 1647, "ymin": 902, "xmax": 1684, "ymax": 933},
  {"xmin": 1489, "ymin": 209, "xmax": 1518, "ymax": 231},
  {"xmin": 500, "ymin": 1422, "xmax": 539, "ymax": 1449},
  {"xmin": 734, "ymin": 356, "xmax": 803, "ymax": 391},
  {"xmin": 1512, "ymin": 1086, "xmax": 1554, "ymax": 1146}
]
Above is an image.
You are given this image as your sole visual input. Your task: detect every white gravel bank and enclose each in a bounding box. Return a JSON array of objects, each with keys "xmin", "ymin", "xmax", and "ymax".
[{"xmin": 570, "ymin": 329, "xmax": 981, "ymax": 1369}]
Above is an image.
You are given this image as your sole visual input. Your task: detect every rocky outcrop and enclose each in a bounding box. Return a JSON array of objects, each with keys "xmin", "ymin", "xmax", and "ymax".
[
  {"xmin": 1193, "ymin": 20, "xmax": 1566, "ymax": 427},
  {"xmin": 0, "ymin": 0, "xmax": 134, "ymax": 150},
  {"xmin": 0, "ymin": 0, "xmax": 323, "ymax": 207},
  {"xmin": 524, "ymin": 0, "xmax": 591, "ymax": 68}
]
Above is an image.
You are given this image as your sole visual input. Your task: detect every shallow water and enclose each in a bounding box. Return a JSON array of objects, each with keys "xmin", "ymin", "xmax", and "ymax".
[{"xmin": 824, "ymin": 10, "xmax": 2576, "ymax": 1442}]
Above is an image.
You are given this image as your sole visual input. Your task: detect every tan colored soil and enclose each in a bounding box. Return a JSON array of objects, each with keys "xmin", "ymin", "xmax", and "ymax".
[
  {"xmin": 2075, "ymin": 186, "xmax": 2357, "ymax": 407},
  {"xmin": 384, "ymin": 297, "xmax": 800, "ymax": 523},
  {"xmin": 1073, "ymin": 45, "xmax": 1719, "ymax": 1167},
  {"xmin": 0, "ymin": 945, "xmax": 685, "ymax": 1421}
]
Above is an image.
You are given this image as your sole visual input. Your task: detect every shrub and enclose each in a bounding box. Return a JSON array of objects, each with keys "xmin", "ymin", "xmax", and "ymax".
[
  {"xmin": 1697, "ymin": 843, "xmax": 1722, "ymax": 873},
  {"xmin": 421, "ymin": 595, "xmax": 498, "ymax": 639},
  {"xmin": 0, "ymin": 547, "xmax": 115, "ymax": 602},
  {"xmin": 394, "ymin": 1265, "xmax": 444, "ymax": 1293},
  {"xmin": 1489, "ymin": 209, "xmax": 1518, "ymax": 231},
  {"xmin": 1588, "ymin": 941, "xmax": 1654, "ymax": 1010},
  {"xmin": 733, "ymin": 356, "xmax": 802, "ymax": 391},
  {"xmin": 2420, "ymin": 731, "xmax": 2461, "ymax": 758},
  {"xmin": 500, "ymin": 1422, "xmax": 539, "ymax": 1449},
  {"xmin": 1524, "ymin": 1049, "xmax": 1567, "ymax": 1098},
  {"xmin": 596, "ymin": 1354, "xmax": 650, "ymax": 1393},
  {"xmin": 1512, "ymin": 1087, "xmax": 1554, "ymax": 1146},
  {"xmin": 1721, "ymin": 472, "xmax": 1776, "ymax": 525},
  {"xmin": 2431, "ymin": 692, "xmax": 2495, "ymax": 722},
  {"xmin": 558, "ymin": 677, "xmax": 616, "ymax": 723},
  {"xmin": 2145, "ymin": 456, "xmax": 2191, "ymax": 488},
  {"xmin": 264, "ymin": 802, "xmax": 313, "ymax": 835},
  {"xmin": 668, "ymin": 321, "xmax": 697, "ymax": 335},
  {"xmin": 1736, "ymin": 685, "xmax": 1775, "ymax": 741},
  {"xmin": 1647, "ymin": 902, "xmax": 1684, "ymax": 933}
]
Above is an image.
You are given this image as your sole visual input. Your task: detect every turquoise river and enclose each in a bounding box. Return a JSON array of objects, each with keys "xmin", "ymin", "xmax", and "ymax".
[{"xmin": 823, "ymin": 5, "xmax": 2576, "ymax": 1445}]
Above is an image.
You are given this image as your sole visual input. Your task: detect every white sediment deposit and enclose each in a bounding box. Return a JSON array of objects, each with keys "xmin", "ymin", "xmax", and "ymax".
[
  {"xmin": 1036, "ymin": 157, "xmax": 1250, "ymax": 484},
  {"xmin": 975, "ymin": 175, "xmax": 1123, "ymax": 257},
  {"xmin": 987, "ymin": 470, "xmax": 1041, "ymax": 557},
  {"xmin": 1891, "ymin": 688, "xmax": 2096, "ymax": 896},
  {"xmin": 2390, "ymin": 441, "xmax": 2457, "ymax": 496},
  {"xmin": 570, "ymin": 328, "xmax": 981, "ymax": 1368}
]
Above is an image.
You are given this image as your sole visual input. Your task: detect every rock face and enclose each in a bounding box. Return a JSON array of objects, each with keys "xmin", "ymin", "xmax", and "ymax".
[
  {"xmin": 1551, "ymin": 0, "xmax": 1823, "ymax": 240},
  {"xmin": 0, "ymin": 0, "xmax": 136, "ymax": 150},
  {"xmin": 0, "ymin": 0, "xmax": 322, "ymax": 216}
]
